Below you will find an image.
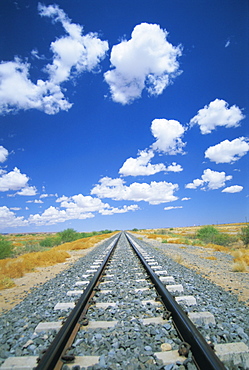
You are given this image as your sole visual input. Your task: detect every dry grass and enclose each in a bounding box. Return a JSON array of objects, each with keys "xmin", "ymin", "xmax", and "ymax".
[
  {"xmin": 0, "ymin": 233, "xmax": 115, "ymax": 290},
  {"xmin": 173, "ymin": 255, "xmax": 184, "ymax": 264},
  {"xmin": 232, "ymin": 261, "xmax": 248, "ymax": 272},
  {"xmin": 231, "ymin": 249, "xmax": 249, "ymax": 272},
  {"xmin": 203, "ymin": 256, "xmax": 217, "ymax": 260},
  {"xmin": 0, "ymin": 276, "xmax": 15, "ymax": 290}
]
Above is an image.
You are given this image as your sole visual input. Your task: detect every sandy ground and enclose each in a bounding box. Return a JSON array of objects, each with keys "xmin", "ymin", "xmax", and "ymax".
[{"xmin": 0, "ymin": 247, "xmax": 95, "ymax": 314}]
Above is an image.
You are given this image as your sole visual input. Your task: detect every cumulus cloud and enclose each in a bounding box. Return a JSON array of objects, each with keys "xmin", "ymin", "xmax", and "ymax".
[
  {"xmin": 205, "ymin": 137, "xmax": 249, "ymax": 164},
  {"xmin": 38, "ymin": 3, "xmax": 108, "ymax": 83},
  {"xmin": 0, "ymin": 146, "xmax": 8, "ymax": 162},
  {"xmin": 166, "ymin": 162, "xmax": 183, "ymax": 172},
  {"xmin": 119, "ymin": 149, "xmax": 166, "ymax": 176},
  {"xmin": 28, "ymin": 205, "xmax": 94, "ymax": 226},
  {"xmin": 181, "ymin": 197, "xmax": 191, "ymax": 201},
  {"xmin": 190, "ymin": 99, "xmax": 245, "ymax": 134},
  {"xmin": 185, "ymin": 168, "xmax": 232, "ymax": 190},
  {"xmin": 104, "ymin": 22, "xmax": 182, "ymax": 104},
  {"xmin": 0, "ymin": 206, "xmax": 28, "ymax": 229},
  {"xmin": 58, "ymin": 194, "xmax": 110, "ymax": 213},
  {"xmin": 0, "ymin": 167, "xmax": 29, "ymax": 192},
  {"xmin": 0, "ymin": 4, "xmax": 108, "ymax": 115},
  {"xmin": 118, "ymin": 118, "xmax": 185, "ymax": 177},
  {"xmin": 99, "ymin": 204, "xmax": 139, "ymax": 215},
  {"xmin": 222, "ymin": 185, "xmax": 243, "ymax": 193},
  {"xmin": 91, "ymin": 176, "xmax": 178, "ymax": 205},
  {"xmin": 16, "ymin": 186, "xmax": 37, "ymax": 196},
  {"xmin": 151, "ymin": 119, "xmax": 186, "ymax": 154}
]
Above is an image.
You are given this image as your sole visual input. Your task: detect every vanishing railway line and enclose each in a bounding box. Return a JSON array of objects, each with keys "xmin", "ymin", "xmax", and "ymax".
[{"xmin": 1, "ymin": 232, "xmax": 249, "ymax": 369}]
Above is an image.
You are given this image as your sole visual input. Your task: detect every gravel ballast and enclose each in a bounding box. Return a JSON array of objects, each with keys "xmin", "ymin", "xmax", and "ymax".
[{"xmin": 0, "ymin": 233, "xmax": 248, "ymax": 369}]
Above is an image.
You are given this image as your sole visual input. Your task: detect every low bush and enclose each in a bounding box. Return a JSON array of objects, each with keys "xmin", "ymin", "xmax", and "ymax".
[
  {"xmin": 240, "ymin": 224, "xmax": 249, "ymax": 248},
  {"xmin": 0, "ymin": 236, "xmax": 13, "ymax": 259},
  {"xmin": 40, "ymin": 236, "xmax": 61, "ymax": 248},
  {"xmin": 196, "ymin": 226, "xmax": 234, "ymax": 246}
]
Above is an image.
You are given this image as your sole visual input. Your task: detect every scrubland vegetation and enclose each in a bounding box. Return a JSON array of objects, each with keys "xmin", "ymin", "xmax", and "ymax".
[
  {"xmin": 133, "ymin": 223, "xmax": 249, "ymax": 272},
  {"xmin": 0, "ymin": 229, "xmax": 115, "ymax": 290}
]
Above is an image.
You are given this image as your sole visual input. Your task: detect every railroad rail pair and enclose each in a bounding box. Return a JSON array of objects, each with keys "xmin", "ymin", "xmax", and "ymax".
[{"xmin": 36, "ymin": 232, "xmax": 226, "ymax": 370}]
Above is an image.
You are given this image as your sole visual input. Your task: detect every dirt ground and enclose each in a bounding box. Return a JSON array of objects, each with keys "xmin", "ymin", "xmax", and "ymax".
[{"xmin": 0, "ymin": 247, "xmax": 95, "ymax": 314}]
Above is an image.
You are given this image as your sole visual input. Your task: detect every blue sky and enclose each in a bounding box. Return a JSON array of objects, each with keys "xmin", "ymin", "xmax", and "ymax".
[{"xmin": 0, "ymin": 0, "xmax": 248, "ymax": 233}]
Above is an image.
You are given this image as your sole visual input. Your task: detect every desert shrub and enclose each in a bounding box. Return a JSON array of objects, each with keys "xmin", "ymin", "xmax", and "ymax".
[
  {"xmin": 240, "ymin": 225, "xmax": 249, "ymax": 248},
  {"xmin": 57, "ymin": 228, "xmax": 79, "ymax": 243},
  {"xmin": 40, "ymin": 236, "xmax": 61, "ymax": 248},
  {"xmin": 196, "ymin": 226, "xmax": 219, "ymax": 243},
  {"xmin": 0, "ymin": 236, "xmax": 13, "ymax": 259},
  {"xmin": 196, "ymin": 226, "xmax": 233, "ymax": 246}
]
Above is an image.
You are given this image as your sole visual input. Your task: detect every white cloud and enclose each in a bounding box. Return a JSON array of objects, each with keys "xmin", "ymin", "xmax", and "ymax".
[
  {"xmin": 225, "ymin": 39, "xmax": 231, "ymax": 48},
  {"xmin": 205, "ymin": 137, "xmax": 249, "ymax": 164},
  {"xmin": 56, "ymin": 195, "xmax": 70, "ymax": 203},
  {"xmin": 0, "ymin": 206, "xmax": 28, "ymax": 229},
  {"xmin": 185, "ymin": 168, "xmax": 232, "ymax": 190},
  {"xmin": 0, "ymin": 57, "xmax": 72, "ymax": 115},
  {"xmin": 38, "ymin": 3, "xmax": 108, "ymax": 83},
  {"xmin": 59, "ymin": 194, "xmax": 110, "ymax": 213},
  {"xmin": 91, "ymin": 176, "xmax": 179, "ymax": 205},
  {"xmin": 119, "ymin": 149, "xmax": 166, "ymax": 176},
  {"xmin": 40, "ymin": 193, "xmax": 57, "ymax": 198},
  {"xmin": 166, "ymin": 162, "xmax": 183, "ymax": 172},
  {"xmin": 222, "ymin": 185, "xmax": 243, "ymax": 193},
  {"xmin": 181, "ymin": 197, "xmax": 191, "ymax": 201},
  {"xmin": 28, "ymin": 205, "xmax": 94, "ymax": 226},
  {"xmin": 151, "ymin": 119, "xmax": 186, "ymax": 154},
  {"xmin": 104, "ymin": 22, "xmax": 182, "ymax": 104},
  {"xmin": 34, "ymin": 199, "xmax": 44, "ymax": 203},
  {"xmin": 185, "ymin": 178, "xmax": 204, "ymax": 189},
  {"xmin": 190, "ymin": 99, "xmax": 245, "ymax": 134},
  {"xmin": 99, "ymin": 204, "xmax": 139, "ymax": 215},
  {"xmin": 0, "ymin": 5, "xmax": 108, "ymax": 115},
  {"xmin": 0, "ymin": 167, "xmax": 29, "ymax": 192},
  {"xmin": 164, "ymin": 206, "xmax": 183, "ymax": 210},
  {"xmin": 0, "ymin": 146, "xmax": 8, "ymax": 162},
  {"xmin": 16, "ymin": 186, "xmax": 37, "ymax": 196}
]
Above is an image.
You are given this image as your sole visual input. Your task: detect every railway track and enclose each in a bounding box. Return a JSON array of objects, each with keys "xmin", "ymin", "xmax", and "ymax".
[{"xmin": 1, "ymin": 232, "xmax": 249, "ymax": 369}]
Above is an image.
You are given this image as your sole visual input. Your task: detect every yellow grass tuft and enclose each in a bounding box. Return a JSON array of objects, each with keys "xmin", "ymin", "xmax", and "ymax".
[
  {"xmin": 0, "ymin": 275, "xmax": 16, "ymax": 289},
  {"xmin": 232, "ymin": 261, "xmax": 248, "ymax": 272},
  {"xmin": 231, "ymin": 249, "xmax": 249, "ymax": 272},
  {"xmin": 203, "ymin": 256, "xmax": 217, "ymax": 260}
]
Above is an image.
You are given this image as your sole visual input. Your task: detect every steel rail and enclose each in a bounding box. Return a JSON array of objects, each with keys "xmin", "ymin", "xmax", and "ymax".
[
  {"xmin": 36, "ymin": 232, "xmax": 121, "ymax": 370},
  {"xmin": 125, "ymin": 232, "xmax": 226, "ymax": 370}
]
